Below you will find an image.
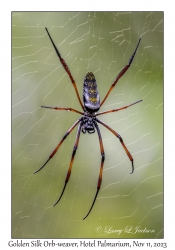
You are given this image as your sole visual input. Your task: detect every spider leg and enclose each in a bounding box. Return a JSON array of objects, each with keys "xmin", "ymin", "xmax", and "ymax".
[
  {"xmin": 53, "ymin": 122, "xmax": 82, "ymax": 207},
  {"xmin": 83, "ymin": 123, "xmax": 105, "ymax": 220},
  {"xmin": 100, "ymin": 38, "xmax": 141, "ymax": 107},
  {"xmin": 33, "ymin": 118, "xmax": 82, "ymax": 174},
  {"xmin": 97, "ymin": 100, "xmax": 142, "ymax": 116},
  {"xmin": 41, "ymin": 106, "xmax": 84, "ymax": 115},
  {"xmin": 96, "ymin": 118, "xmax": 134, "ymax": 174},
  {"xmin": 45, "ymin": 27, "xmax": 84, "ymax": 110}
]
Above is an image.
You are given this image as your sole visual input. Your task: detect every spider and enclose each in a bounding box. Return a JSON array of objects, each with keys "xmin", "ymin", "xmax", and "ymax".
[{"xmin": 33, "ymin": 27, "xmax": 142, "ymax": 220}]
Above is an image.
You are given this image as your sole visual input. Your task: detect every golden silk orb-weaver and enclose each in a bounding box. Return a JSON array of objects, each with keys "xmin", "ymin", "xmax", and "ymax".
[{"xmin": 33, "ymin": 27, "xmax": 142, "ymax": 220}]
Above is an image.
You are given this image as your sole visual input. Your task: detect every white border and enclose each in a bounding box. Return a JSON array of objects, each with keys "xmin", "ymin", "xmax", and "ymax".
[{"xmin": 1, "ymin": 0, "xmax": 174, "ymax": 248}]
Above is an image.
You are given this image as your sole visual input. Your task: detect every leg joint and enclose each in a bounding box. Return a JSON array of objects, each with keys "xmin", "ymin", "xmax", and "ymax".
[
  {"xmin": 102, "ymin": 153, "xmax": 105, "ymax": 162},
  {"xmin": 72, "ymin": 146, "xmax": 77, "ymax": 157},
  {"xmin": 118, "ymin": 135, "xmax": 123, "ymax": 143},
  {"xmin": 62, "ymin": 132, "xmax": 69, "ymax": 141}
]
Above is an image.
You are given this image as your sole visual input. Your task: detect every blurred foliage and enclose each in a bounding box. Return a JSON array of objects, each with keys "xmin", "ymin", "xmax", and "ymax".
[{"xmin": 12, "ymin": 12, "xmax": 163, "ymax": 238}]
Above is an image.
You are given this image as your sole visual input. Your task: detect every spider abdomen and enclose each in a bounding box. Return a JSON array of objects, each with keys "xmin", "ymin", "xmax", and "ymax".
[{"xmin": 83, "ymin": 72, "xmax": 100, "ymax": 113}]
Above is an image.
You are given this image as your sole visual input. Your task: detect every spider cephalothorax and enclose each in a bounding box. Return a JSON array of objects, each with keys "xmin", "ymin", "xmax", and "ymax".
[
  {"xmin": 33, "ymin": 27, "xmax": 142, "ymax": 220},
  {"xmin": 81, "ymin": 114, "xmax": 97, "ymax": 134}
]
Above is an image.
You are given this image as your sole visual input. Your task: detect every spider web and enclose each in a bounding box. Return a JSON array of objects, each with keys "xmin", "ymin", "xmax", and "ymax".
[{"xmin": 12, "ymin": 12, "xmax": 163, "ymax": 239}]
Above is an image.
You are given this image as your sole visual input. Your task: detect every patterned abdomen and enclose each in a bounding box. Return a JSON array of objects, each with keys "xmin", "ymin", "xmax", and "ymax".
[{"xmin": 83, "ymin": 72, "xmax": 100, "ymax": 113}]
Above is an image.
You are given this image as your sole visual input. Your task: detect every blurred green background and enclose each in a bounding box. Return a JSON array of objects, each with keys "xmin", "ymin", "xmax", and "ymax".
[{"xmin": 12, "ymin": 12, "xmax": 163, "ymax": 238}]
